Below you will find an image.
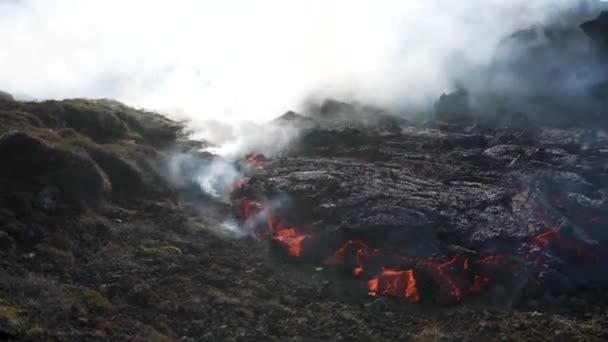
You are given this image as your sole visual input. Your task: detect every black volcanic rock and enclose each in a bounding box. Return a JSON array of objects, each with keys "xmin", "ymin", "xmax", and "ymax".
[
  {"xmin": 274, "ymin": 111, "xmax": 308, "ymax": 124},
  {"xmin": 434, "ymin": 88, "xmax": 473, "ymax": 124},
  {"xmin": 581, "ymin": 11, "xmax": 608, "ymax": 53},
  {"xmin": 451, "ymin": 8, "xmax": 608, "ymax": 129},
  {"xmin": 232, "ymin": 121, "xmax": 608, "ymax": 301},
  {"xmin": 306, "ymin": 99, "xmax": 407, "ymax": 132}
]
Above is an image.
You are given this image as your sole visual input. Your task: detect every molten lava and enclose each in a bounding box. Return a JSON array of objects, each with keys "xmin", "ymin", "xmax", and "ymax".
[
  {"xmin": 368, "ymin": 269, "xmax": 420, "ymax": 302},
  {"xmin": 470, "ymin": 275, "xmax": 491, "ymax": 293},
  {"xmin": 230, "ymin": 177, "xmax": 249, "ymax": 193},
  {"xmin": 236, "ymin": 200, "xmax": 262, "ymax": 220},
  {"xmin": 272, "ymin": 228, "xmax": 307, "ymax": 256},
  {"xmin": 233, "ymin": 176, "xmax": 308, "ymax": 257},
  {"xmin": 326, "ymin": 240, "xmax": 370, "ymax": 277},
  {"xmin": 244, "ymin": 153, "xmax": 266, "ymax": 167},
  {"xmin": 533, "ymin": 229, "xmax": 600, "ymax": 261}
]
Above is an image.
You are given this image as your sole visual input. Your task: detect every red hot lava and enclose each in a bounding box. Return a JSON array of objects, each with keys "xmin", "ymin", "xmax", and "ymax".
[
  {"xmin": 230, "ymin": 177, "xmax": 249, "ymax": 193},
  {"xmin": 234, "ymin": 197, "xmax": 308, "ymax": 257},
  {"xmin": 368, "ymin": 269, "xmax": 420, "ymax": 302},
  {"xmin": 272, "ymin": 228, "xmax": 307, "ymax": 256},
  {"xmin": 244, "ymin": 153, "xmax": 267, "ymax": 167}
]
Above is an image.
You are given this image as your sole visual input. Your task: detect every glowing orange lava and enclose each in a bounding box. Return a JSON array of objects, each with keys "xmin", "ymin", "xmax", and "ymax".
[
  {"xmin": 425, "ymin": 255, "xmax": 463, "ymax": 303},
  {"xmin": 230, "ymin": 177, "xmax": 249, "ymax": 193},
  {"xmin": 236, "ymin": 200, "xmax": 262, "ymax": 219},
  {"xmin": 533, "ymin": 229, "xmax": 600, "ymax": 261},
  {"xmin": 327, "ymin": 240, "xmax": 370, "ymax": 277},
  {"xmin": 271, "ymin": 228, "xmax": 307, "ymax": 256},
  {"xmin": 470, "ymin": 275, "xmax": 490, "ymax": 293},
  {"xmin": 368, "ymin": 269, "xmax": 420, "ymax": 302},
  {"xmin": 244, "ymin": 153, "xmax": 266, "ymax": 167}
]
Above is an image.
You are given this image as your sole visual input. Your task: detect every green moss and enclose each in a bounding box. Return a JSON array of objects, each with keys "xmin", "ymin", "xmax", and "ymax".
[
  {"xmin": 259, "ymin": 298, "xmax": 289, "ymax": 313},
  {"xmin": 36, "ymin": 245, "xmax": 75, "ymax": 264},
  {"xmin": 0, "ymin": 303, "xmax": 23, "ymax": 328},
  {"xmin": 412, "ymin": 324, "xmax": 447, "ymax": 342},
  {"xmin": 53, "ymin": 133, "xmax": 93, "ymax": 151},
  {"xmin": 142, "ymin": 325, "xmax": 173, "ymax": 342},
  {"xmin": 3, "ymin": 97, "xmax": 183, "ymax": 150},
  {"xmin": 25, "ymin": 324, "xmax": 46, "ymax": 337},
  {"xmin": 125, "ymin": 130, "xmax": 144, "ymax": 142},
  {"xmin": 189, "ymin": 221, "xmax": 206, "ymax": 230},
  {"xmin": 245, "ymin": 279, "xmax": 266, "ymax": 292},
  {"xmin": 91, "ymin": 98, "xmax": 182, "ymax": 145},
  {"xmin": 24, "ymin": 99, "xmax": 130, "ymax": 141},
  {"xmin": 67, "ymin": 288, "xmax": 113, "ymax": 310},
  {"xmin": 207, "ymin": 288, "xmax": 241, "ymax": 306},
  {"xmin": 141, "ymin": 245, "xmax": 182, "ymax": 258}
]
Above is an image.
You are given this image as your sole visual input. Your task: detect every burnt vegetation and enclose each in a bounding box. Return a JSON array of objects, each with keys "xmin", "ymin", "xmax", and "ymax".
[{"xmin": 1, "ymin": 9, "xmax": 608, "ymax": 342}]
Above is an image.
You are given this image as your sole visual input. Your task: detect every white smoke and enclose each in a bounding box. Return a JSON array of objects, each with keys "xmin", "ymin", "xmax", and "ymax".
[{"xmin": 0, "ymin": 0, "xmax": 589, "ymax": 128}]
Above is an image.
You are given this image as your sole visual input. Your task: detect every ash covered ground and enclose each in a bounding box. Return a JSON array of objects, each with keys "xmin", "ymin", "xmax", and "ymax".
[{"xmin": 1, "ymin": 9, "xmax": 608, "ymax": 342}]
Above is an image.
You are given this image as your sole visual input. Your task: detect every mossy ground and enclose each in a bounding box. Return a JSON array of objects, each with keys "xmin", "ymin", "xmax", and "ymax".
[
  {"xmin": 141, "ymin": 245, "xmax": 183, "ymax": 258},
  {"xmin": 0, "ymin": 302, "xmax": 23, "ymax": 328}
]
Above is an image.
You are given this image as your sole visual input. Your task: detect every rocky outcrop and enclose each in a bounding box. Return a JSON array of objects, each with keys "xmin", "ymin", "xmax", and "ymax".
[{"xmin": 581, "ymin": 11, "xmax": 608, "ymax": 54}]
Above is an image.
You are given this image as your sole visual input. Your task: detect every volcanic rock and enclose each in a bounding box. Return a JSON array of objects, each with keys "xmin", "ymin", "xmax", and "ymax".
[
  {"xmin": 0, "ymin": 322, "xmax": 19, "ymax": 341},
  {"xmin": 581, "ymin": 11, "xmax": 608, "ymax": 53},
  {"xmin": 0, "ymin": 231, "xmax": 15, "ymax": 250},
  {"xmin": 434, "ymin": 88, "xmax": 473, "ymax": 124},
  {"xmin": 126, "ymin": 283, "xmax": 155, "ymax": 307},
  {"xmin": 306, "ymin": 99, "xmax": 407, "ymax": 132},
  {"xmin": 232, "ymin": 118, "xmax": 608, "ymax": 302},
  {"xmin": 34, "ymin": 186, "xmax": 60, "ymax": 212},
  {"xmin": 273, "ymin": 111, "xmax": 316, "ymax": 128}
]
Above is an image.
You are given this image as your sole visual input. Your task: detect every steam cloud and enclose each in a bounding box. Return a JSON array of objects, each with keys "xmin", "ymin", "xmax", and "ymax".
[
  {"xmin": 0, "ymin": 0, "xmax": 600, "ymax": 129},
  {"xmin": 3, "ymin": 0, "xmax": 606, "ymax": 208}
]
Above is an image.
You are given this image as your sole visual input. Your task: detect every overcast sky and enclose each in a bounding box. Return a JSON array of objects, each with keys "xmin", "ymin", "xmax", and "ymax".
[{"xmin": 0, "ymin": 0, "xmax": 586, "ymax": 123}]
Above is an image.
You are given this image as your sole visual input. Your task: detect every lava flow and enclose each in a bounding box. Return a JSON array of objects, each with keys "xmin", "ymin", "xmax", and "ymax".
[{"xmin": 230, "ymin": 153, "xmax": 607, "ymax": 305}]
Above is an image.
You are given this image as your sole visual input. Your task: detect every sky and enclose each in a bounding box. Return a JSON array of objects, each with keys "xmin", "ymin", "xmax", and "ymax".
[{"xmin": 0, "ymin": 0, "xmax": 590, "ymax": 125}]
